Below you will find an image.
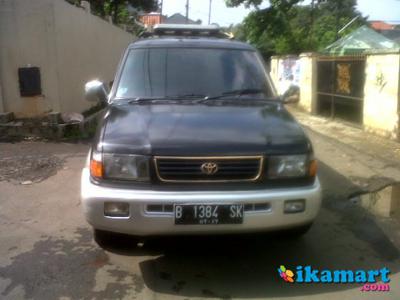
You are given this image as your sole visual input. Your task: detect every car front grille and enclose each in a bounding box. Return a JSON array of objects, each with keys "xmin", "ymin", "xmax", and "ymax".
[{"xmin": 154, "ymin": 156, "xmax": 264, "ymax": 182}]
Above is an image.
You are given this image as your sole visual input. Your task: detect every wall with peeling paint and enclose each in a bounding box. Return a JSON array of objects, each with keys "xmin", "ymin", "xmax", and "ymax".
[
  {"xmin": 363, "ymin": 53, "xmax": 400, "ymax": 139},
  {"xmin": 271, "ymin": 52, "xmax": 400, "ymax": 140},
  {"xmin": 0, "ymin": 0, "xmax": 133, "ymax": 118},
  {"xmin": 270, "ymin": 54, "xmax": 316, "ymax": 113}
]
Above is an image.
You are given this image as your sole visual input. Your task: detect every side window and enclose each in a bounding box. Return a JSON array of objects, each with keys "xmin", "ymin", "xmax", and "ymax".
[{"xmin": 116, "ymin": 49, "xmax": 146, "ymax": 98}]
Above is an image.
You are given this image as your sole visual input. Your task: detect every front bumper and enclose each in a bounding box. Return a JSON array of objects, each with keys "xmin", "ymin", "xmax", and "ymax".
[{"xmin": 81, "ymin": 168, "xmax": 322, "ymax": 236}]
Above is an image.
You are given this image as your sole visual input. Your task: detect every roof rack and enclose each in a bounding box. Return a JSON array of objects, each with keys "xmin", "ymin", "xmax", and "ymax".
[{"xmin": 139, "ymin": 24, "xmax": 234, "ymax": 39}]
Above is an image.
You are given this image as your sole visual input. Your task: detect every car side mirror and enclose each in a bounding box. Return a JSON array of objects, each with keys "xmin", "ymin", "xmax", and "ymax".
[
  {"xmin": 280, "ymin": 94, "xmax": 298, "ymax": 104},
  {"xmin": 85, "ymin": 80, "xmax": 109, "ymax": 103},
  {"xmin": 280, "ymin": 85, "xmax": 300, "ymax": 104}
]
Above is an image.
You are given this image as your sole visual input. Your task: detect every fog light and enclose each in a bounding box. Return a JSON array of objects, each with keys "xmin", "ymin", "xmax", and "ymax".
[
  {"xmin": 284, "ymin": 199, "xmax": 305, "ymax": 214},
  {"xmin": 104, "ymin": 202, "xmax": 129, "ymax": 217}
]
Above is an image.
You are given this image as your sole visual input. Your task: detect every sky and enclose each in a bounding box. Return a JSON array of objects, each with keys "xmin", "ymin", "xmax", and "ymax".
[{"xmin": 161, "ymin": 0, "xmax": 400, "ymax": 27}]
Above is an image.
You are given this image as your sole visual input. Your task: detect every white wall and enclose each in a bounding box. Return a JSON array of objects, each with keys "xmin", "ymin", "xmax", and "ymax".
[
  {"xmin": 363, "ymin": 53, "xmax": 400, "ymax": 139},
  {"xmin": 0, "ymin": 0, "xmax": 134, "ymax": 118},
  {"xmin": 0, "ymin": 0, "xmax": 59, "ymax": 116},
  {"xmin": 270, "ymin": 56, "xmax": 279, "ymax": 89},
  {"xmin": 53, "ymin": 0, "xmax": 134, "ymax": 114},
  {"xmin": 269, "ymin": 56, "xmax": 300, "ymax": 95},
  {"xmin": 298, "ymin": 53, "xmax": 317, "ymax": 113},
  {"xmin": 270, "ymin": 54, "xmax": 315, "ymax": 113}
]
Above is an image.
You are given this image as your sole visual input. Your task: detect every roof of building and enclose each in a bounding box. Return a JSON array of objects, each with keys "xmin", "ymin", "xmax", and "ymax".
[
  {"xmin": 379, "ymin": 29, "xmax": 400, "ymax": 43},
  {"xmin": 163, "ymin": 13, "xmax": 200, "ymax": 25},
  {"xmin": 369, "ymin": 21, "xmax": 396, "ymax": 31},
  {"xmin": 323, "ymin": 25, "xmax": 400, "ymax": 55}
]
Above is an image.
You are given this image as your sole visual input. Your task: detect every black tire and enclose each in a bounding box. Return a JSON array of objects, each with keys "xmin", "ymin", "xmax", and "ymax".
[{"xmin": 94, "ymin": 229, "xmax": 139, "ymax": 249}]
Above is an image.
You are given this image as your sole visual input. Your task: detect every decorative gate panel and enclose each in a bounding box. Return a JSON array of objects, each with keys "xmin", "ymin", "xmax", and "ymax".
[{"xmin": 316, "ymin": 56, "xmax": 366, "ymax": 125}]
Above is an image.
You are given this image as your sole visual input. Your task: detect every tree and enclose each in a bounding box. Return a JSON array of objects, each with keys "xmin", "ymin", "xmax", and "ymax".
[
  {"xmin": 226, "ymin": 0, "xmax": 263, "ymax": 7},
  {"xmin": 226, "ymin": 0, "xmax": 365, "ymax": 57},
  {"xmin": 66, "ymin": 0, "xmax": 158, "ymax": 25}
]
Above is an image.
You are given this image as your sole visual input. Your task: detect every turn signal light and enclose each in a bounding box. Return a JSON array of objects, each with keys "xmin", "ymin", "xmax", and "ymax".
[
  {"xmin": 309, "ymin": 160, "xmax": 317, "ymax": 177},
  {"xmin": 90, "ymin": 159, "xmax": 103, "ymax": 178}
]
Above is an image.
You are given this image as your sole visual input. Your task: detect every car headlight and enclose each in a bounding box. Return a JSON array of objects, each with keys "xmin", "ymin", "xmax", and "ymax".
[
  {"xmin": 102, "ymin": 153, "xmax": 149, "ymax": 181},
  {"xmin": 267, "ymin": 155, "xmax": 309, "ymax": 178}
]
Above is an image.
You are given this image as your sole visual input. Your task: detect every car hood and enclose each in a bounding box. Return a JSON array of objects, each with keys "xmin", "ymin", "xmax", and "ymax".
[{"xmin": 100, "ymin": 102, "xmax": 310, "ymax": 155}]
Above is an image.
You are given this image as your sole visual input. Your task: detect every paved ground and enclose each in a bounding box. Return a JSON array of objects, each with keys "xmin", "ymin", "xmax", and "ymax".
[{"xmin": 0, "ymin": 113, "xmax": 400, "ymax": 299}]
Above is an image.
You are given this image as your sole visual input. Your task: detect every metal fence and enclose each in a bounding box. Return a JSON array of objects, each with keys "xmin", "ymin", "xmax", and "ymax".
[{"xmin": 316, "ymin": 55, "xmax": 366, "ymax": 125}]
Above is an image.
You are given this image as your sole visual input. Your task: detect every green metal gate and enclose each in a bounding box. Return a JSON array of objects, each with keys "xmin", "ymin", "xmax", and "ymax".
[{"xmin": 316, "ymin": 55, "xmax": 366, "ymax": 125}]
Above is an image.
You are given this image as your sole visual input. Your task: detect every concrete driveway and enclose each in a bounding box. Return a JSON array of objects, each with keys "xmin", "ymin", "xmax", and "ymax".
[{"xmin": 0, "ymin": 137, "xmax": 399, "ymax": 300}]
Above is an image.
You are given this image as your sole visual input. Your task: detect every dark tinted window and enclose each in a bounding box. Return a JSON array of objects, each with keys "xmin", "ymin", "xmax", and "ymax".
[
  {"xmin": 116, "ymin": 49, "xmax": 147, "ymax": 98},
  {"xmin": 116, "ymin": 48, "xmax": 273, "ymax": 99}
]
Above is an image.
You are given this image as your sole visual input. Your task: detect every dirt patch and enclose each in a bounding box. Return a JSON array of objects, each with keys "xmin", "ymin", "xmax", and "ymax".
[{"xmin": 0, "ymin": 154, "xmax": 63, "ymax": 184}]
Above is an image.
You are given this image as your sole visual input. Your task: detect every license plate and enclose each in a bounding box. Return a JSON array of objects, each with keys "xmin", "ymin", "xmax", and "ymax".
[{"xmin": 174, "ymin": 204, "xmax": 244, "ymax": 225}]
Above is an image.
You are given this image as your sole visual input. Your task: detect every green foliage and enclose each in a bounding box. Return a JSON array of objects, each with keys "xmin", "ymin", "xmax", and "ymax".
[
  {"xmin": 226, "ymin": 0, "xmax": 263, "ymax": 8},
  {"xmin": 226, "ymin": 0, "xmax": 366, "ymax": 57},
  {"xmin": 65, "ymin": 0, "xmax": 158, "ymax": 26}
]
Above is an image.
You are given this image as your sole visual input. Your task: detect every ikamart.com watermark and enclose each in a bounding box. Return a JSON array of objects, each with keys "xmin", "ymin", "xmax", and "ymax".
[{"xmin": 278, "ymin": 265, "xmax": 391, "ymax": 292}]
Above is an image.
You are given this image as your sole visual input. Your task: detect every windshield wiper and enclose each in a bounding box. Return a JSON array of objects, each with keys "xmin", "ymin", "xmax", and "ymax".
[
  {"xmin": 123, "ymin": 90, "xmax": 272, "ymax": 104},
  {"xmin": 126, "ymin": 97, "xmax": 165, "ymax": 104},
  {"xmin": 170, "ymin": 93, "xmax": 208, "ymax": 99},
  {"xmin": 127, "ymin": 94, "xmax": 208, "ymax": 104},
  {"xmin": 206, "ymin": 88, "xmax": 267, "ymax": 100}
]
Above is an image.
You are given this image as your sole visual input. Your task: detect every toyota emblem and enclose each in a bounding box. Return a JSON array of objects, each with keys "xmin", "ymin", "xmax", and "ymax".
[{"xmin": 200, "ymin": 162, "xmax": 218, "ymax": 175}]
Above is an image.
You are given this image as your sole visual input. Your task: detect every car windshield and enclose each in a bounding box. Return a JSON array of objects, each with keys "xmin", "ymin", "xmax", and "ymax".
[{"xmin": 115, "ymin": 47, "xmax": 274, "ymax": 100}]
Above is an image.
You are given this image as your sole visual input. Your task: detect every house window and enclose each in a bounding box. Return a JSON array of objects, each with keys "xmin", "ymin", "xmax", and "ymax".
[{"xmin": 18, "ymin": 67, "xmax": 42, "ymax": 97}]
